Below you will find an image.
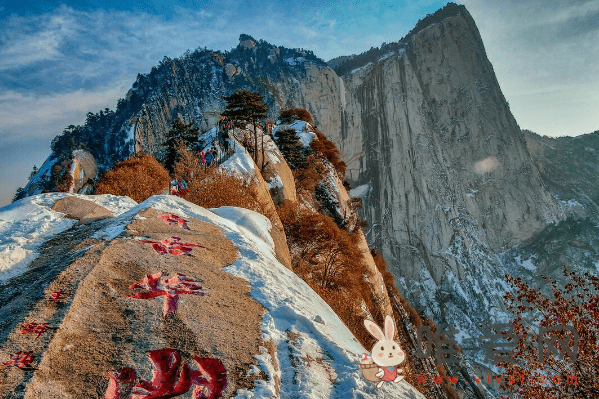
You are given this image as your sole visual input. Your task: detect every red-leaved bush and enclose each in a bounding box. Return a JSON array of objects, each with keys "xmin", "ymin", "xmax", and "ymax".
[
  {"xmin": 499, "ymin": 269, "xmax": 599, "ymax": 398},
  {"xmin": 278, "ymin": 107, "xmax": 313, "ymax": 124}
]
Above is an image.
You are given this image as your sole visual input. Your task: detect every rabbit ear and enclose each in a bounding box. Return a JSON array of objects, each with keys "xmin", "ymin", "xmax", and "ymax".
[
  {"xmin": 384, "ymin": 315, "xmax": 395, "ymax": 340},
  {"xmin": 364, "ymin": 319, "xmax": 385, "ymax": 341}
]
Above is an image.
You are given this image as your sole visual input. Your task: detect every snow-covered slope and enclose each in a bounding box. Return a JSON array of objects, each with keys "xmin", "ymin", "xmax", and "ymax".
[
  {"xmin": 0, "ymin": 194, "xmax": 136, "ymax": 284},
  {"xmin": 0, "ymin": 193, "xmax": 424, "ymax": 398}
]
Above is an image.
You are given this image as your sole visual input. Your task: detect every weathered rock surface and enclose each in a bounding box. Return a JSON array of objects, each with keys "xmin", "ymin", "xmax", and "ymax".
[
  {"xmin": 258, "ymin": 134, "xmax": 297, "ymax": 206},
  {"xmin": 0, "ymin": 194, "xmax": 425, "ymax": 399},
  {"xmin": 0, "ymin": 203, "xmax": 260, "ymax": 398},
  {"xmin": 51, "ymin": 196, "xmax": 114, "ymax": 225},
  {"xmin": 251, "ymin": 161, "xmax": 293, "ymax": 270},
  {"xmin": 316, "ymin": 5, "xmax": 561, "ymax": 338},
  {"xmin": 69, "ymin": 149, "xmax": 98, "ymax": 194},
  {"xmin": 523, "ymin": 129, "xmax": 599, "ymax": 217}
]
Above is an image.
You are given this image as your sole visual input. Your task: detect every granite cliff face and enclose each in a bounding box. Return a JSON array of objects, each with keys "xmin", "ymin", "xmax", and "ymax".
[
  {"xmin": 319, "ymin": 4, "xmax": 561, "ymax": 336},
  {"xmin": 22, "ymin": 2, "xmax": 566, "ymax": 364}
]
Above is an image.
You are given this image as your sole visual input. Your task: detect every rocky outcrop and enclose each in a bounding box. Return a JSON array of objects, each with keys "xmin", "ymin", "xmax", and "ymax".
[
  {"xmin": 51, "ymin": 196, "xmax": 113, "ymax": 225},
  {"xmin": 251, "ymin": 162, "xmax": 293, "ymax": 270},
  {"xmin": 68, "ymin": 150, "xmax": 98, "ymax": 194},
  {"xmin": 258, "ymin": 134, "xmax": 297, "ymax": 206},
  {"xmin": 0, "ymin": 194, "xmax": 425, "ymax": 399},
  {"xmin": 523, "ymin": 129, "xmax": 599, "ymax": 217},
  {"xmin": 224, "ymin": 63, "xmax": 237, "ymax": 80},
  {"xmin": 315, "ymin": 156, "xmax": 395, "ymax": 320},
  {"xmin": 310, "ymin": 4, "xmax": 561, "ymax": 337}
]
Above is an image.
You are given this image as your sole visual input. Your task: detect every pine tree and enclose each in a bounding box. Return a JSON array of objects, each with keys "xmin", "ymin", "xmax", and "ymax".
[
  {"xmin": 29, "ymin": 165, "xmax": 38, "ymax": 179},
  {"xmin": 163, "ymin": 119, "xmax": 199, "ymax": 172},
  {"xmin": 274, "ymin": 128, "xmax": 307, "ymax": 169},
  {"xmin": 221, "ymin": 89, "xmax": 268, "ymax": 166},
  {"xmin": 12, "ymin": 187, "xmax": 24, "ymax": 202}
]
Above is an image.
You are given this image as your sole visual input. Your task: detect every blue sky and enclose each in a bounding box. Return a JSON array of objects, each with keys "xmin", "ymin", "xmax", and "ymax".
[{"xmin": 1, "ymin": 0, "xmax": 598, "ymax": 206}]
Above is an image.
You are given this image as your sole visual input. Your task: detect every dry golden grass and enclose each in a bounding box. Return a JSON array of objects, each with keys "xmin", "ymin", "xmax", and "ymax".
[
  {"xmin": 95, "ymin": 153, "xmax": 169, "ymax": 203},
  {"xmin": 372, "ymin": 250, "xmax": 423, "ymax": 329},
  {"xmin": 186, "ymin": 170, "xmax": 262, "ymax": 210}
]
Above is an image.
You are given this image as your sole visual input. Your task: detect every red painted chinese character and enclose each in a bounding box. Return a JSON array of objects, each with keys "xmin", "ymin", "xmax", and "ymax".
[
  {"xmin": 49, "ymin": 290, "xmax": 64, "ymax": 302},
  {"xmin": 140, "ymin": 237, "xmax": 204, "ymax": 256},
  {"xmin": 103, "ymin": 350, "xmax": 227, "ymax": 399},
  {"xmin": 189, "ymin": 357, "xmax": 228, "ymax": 399},
  {"xmin": 128, "ymin": 272, "xmax": 207, "ymax": 316},
  {"xmin": 20, "ymin": 322, "xmax": 50, "ymax": 339},
  {"xmin": 1, "ymin": 351, "xmax": 34, "ymax": 369},
  {"xmin": 103, "ymin": 367, "xmax": 137, "ymax": 399},
  {"xmin": 130, "ymin": 349, "xmax": 191, "ymax": 398},
  {"xmin": 158, "ymin": 214, "xmax": 190, "ymax": 230}
]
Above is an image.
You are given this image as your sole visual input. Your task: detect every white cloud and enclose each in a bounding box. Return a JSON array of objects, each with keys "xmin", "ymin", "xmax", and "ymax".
[
  {"xmin": 0, "ymin": 84, "xmax": 129, "ymax": 144},
  {"xmin": 197, "ymin": 9, "xmax": 213, "ymax": 18},
  {"xmin": 1, "ymin": 0, "xmax": 597, "ymax": 148},
  {"xmin": 541, "ymin": 0, "xmax": 599, "ymax": 25},
  {"xmin": 0, "ymin": 15, "xmax": 68, "ymax": 70}
]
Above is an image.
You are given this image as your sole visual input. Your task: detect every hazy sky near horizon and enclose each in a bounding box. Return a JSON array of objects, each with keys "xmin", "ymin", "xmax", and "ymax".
[{"xmin": 0, "ymin": 0, "xmax": 598, "ymax": 206}]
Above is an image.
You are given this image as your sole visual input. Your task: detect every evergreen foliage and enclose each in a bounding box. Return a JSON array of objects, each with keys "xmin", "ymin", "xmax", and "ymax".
[
  {"xmin": 274, "ymin": 128, "xmax": 307, "ymax": 169},
  {"xmin": 315, "ymin": 184, "xmax": 344, "ymax": 226},
  {"xmin": 221, "ymin": 89, "xmax": 267, "ymax": 165},
  {"xmin": 162, "ymin": 119, "xmax": 199, "ymax": 172},
  {"xmin": 221, "ymin": 89, "xmax": 268, "ymax": 126},
  {"xmin": 28, "ymin": 165, "xmax": 38, "ymax": 180},
  {"xmin": 12, "ymin": 187, "xmax": 23, "ymax": 203}
]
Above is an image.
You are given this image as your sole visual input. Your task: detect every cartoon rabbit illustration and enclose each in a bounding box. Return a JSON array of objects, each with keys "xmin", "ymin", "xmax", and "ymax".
[{"xmin": 361, "ymin": 315, "xmax": 406, "ymax": 389}]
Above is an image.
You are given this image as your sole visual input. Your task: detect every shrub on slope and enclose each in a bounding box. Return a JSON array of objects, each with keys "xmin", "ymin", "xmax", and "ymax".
[{"xmin": 95, "ymin": 154, "xmax": 169, "ymax": 202}]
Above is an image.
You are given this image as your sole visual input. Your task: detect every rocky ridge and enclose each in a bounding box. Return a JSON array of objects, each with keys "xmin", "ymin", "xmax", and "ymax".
[
  {"xmin": 1, "ymin": 123, "xmax": 435, "ymax": 397},
  {"xmin": 17, "ymin": 3, "xmax": 594, "ymax": 386}
]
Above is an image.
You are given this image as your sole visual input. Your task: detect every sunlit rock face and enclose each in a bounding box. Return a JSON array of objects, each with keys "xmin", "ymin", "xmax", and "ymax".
[
  {"xmin": 314, "ymin": 4, "xmax": 560, "ymax": 334},
  {"xmin": 23, "ymin": 4, "xmax": 563, "ymax": 343}
]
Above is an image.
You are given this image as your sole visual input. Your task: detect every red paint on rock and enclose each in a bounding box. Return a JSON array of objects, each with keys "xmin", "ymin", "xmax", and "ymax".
[
  {"xmin": 158, "ymin": 214, "xmax": 190, "ymax": 230},
  {"xmin": 189, "ymin": 357, "xmax": 228, "ymax": 399},
  {"xmin": 49, "ymin": 290, "xmax": 64, "ymax": 302},
  {"xmin": 128, "ymin": 272, "xmax": 206, "ymax": 316},
  {"xmin": 20, "ymin": 322, "xmax": 50, "ymax": 339},
  {"xmin": 1, "ymin": 351, "xmax": 34, "ymax": 369},
  {"xmin": 104, "ymin": 350, "xmax": 227, "ymax": 399},
  {"xmin": 140, "ymin": 237, "xmax": 204, "ymax": 256},
  {"xmin": 104, "ymin": 368, "xmax": 137, "ymax": 399}
]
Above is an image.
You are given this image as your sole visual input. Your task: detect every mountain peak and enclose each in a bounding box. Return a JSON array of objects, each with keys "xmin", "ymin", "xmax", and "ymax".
[
  {"xmin": 238, "ymin": 33, "xmax": 257, "ymax": 49},
  {"xmin": 408, "ymin": 2, "xmax": 467, "ymax": 36}
]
